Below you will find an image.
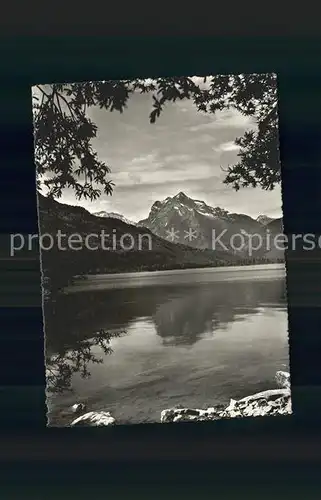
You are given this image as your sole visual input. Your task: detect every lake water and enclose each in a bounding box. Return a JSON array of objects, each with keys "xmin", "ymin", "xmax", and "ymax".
[{"xmin": 46, "ymin": 264, "xmax": 290, "ymax": 426}]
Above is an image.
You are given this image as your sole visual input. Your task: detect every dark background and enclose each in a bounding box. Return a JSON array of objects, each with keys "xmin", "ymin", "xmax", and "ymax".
[{"xmin": 1, "ymin": 28, "xmax": 321, "ymax": 497}]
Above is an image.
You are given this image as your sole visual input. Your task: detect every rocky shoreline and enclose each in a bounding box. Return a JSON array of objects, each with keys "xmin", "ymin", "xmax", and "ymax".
[{"xmin": 69, "ymin": 371, "xmax": 291, "ymax": 427}]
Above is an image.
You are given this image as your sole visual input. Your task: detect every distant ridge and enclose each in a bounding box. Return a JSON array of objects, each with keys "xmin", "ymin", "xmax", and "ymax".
[{"xmin": 93, "ymin": 210, "xmax": 136, "ymax": 227}]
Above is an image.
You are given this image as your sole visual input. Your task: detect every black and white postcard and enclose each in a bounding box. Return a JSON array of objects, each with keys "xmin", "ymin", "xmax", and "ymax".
[{"xmin": 31, "ymin": 74, "xmax": 292, "ymax": 426}]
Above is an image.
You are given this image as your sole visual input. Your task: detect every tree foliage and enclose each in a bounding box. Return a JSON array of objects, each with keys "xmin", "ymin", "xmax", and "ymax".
[
  {"xmin": 46, "ymin": 328, "xmax": 126, "ymax": 394},
  {"xmin": 32, "ymin": 73, "xmax": 280, "ymax": 200}
]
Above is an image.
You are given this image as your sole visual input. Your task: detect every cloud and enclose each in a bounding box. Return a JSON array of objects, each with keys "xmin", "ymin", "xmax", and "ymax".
[
  {"xmin": 214, "ymin": 141, "xmax": 240, "ymax": 153},
  {"xmin": 114, "ymin": 161, "xmax": 215, "ymax": 188},
  {"xmin": 46, "ymin": 78, "xmax": 281, "ymax": 222},
  {"xmin": 162, "ymin": 154, "xmax": 192, "ymax": 164},
  {"xmin": 128, "ymin": 172, "xmax": 142, "ymax": 184},
  {"xmin": 131, "ymin": 152, "xmax": 159, "ymax": 166},
  {"xmin": 189, "ymin": 110, "xmax": 254, "ymax": 133}
]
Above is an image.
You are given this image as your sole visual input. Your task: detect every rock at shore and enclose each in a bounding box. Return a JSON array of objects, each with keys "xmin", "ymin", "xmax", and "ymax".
[
  {"xmin": 71, "ymin": 411, "xmax": 116, "ymax": 427},
  {"xmin": 71, "ymin": 403, "xmax": 87, "ymax": 414},
  {"xmin": 161, "ymin": 372, "xmax": 292, "ymax": 424},
  {"xmin": 161, "ymin": 406, "xmax": 224, "ymax": 424}
]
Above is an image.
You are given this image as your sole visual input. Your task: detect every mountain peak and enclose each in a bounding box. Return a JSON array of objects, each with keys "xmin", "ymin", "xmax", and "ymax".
[
  {"xmin": 256, "ymin": 215, "xmax": 274, "ymax": 226},
  {"xmin": 174, "ymin": 191, "xmax": 189, "ymax": 201}
]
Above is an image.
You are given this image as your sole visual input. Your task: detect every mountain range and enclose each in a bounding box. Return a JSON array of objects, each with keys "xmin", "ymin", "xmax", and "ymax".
[
  {"xmin": 38, "ymin": 191, "xmax": 284, "ymax": 297},
  {"xmin": 138, "ymin": 191, "xmax": 283, "ymax": 259},
  {"xmin": 38, "ymin": 193, "xmax": 245, "ymax": 295}
]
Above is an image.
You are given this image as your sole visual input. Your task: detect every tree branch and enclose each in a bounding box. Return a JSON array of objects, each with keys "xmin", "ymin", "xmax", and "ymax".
[{"xmin": 55, "ymin": 91, "xmax": 78, "ymax": 122}]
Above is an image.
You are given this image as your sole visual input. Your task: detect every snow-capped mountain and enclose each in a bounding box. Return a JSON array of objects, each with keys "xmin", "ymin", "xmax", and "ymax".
[
  {"xmin": 93, "ymin": 211, "xmax": 137, "ymax": 226},
  {"xmin": 256, "ymin": 215, "xmax": 275, "ymax": 226},
  {"xmin": 138, "ymin": 192, "xmax": 283, "ymax": 259}
]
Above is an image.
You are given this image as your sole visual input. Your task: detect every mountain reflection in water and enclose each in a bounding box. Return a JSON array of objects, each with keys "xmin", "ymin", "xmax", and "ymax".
[{"xmin": 45, "ymin": 265, "xmax": 289, "ymax": 425}]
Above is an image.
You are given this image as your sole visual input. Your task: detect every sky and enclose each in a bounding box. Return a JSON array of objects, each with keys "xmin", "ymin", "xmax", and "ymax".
[{"xmin": 38, "ymin": 77, "xmax": 283, "ymax": 222}]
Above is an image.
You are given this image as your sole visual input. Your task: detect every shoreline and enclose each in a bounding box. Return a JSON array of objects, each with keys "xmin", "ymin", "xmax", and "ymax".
[
  {"xmin": 160, "ymin": 387, "xmax": 291, "ymax": 424},
  {"xmin": 68, "ymin": 371, "xmax": 291, "ymax": 427},
  {"xmin": 75, "ymin": 262, "xmax": 285, "ymax": 280},
  {"xmin": 65, "ymin": 263, "xmax": 285, "ymax": 294}
]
